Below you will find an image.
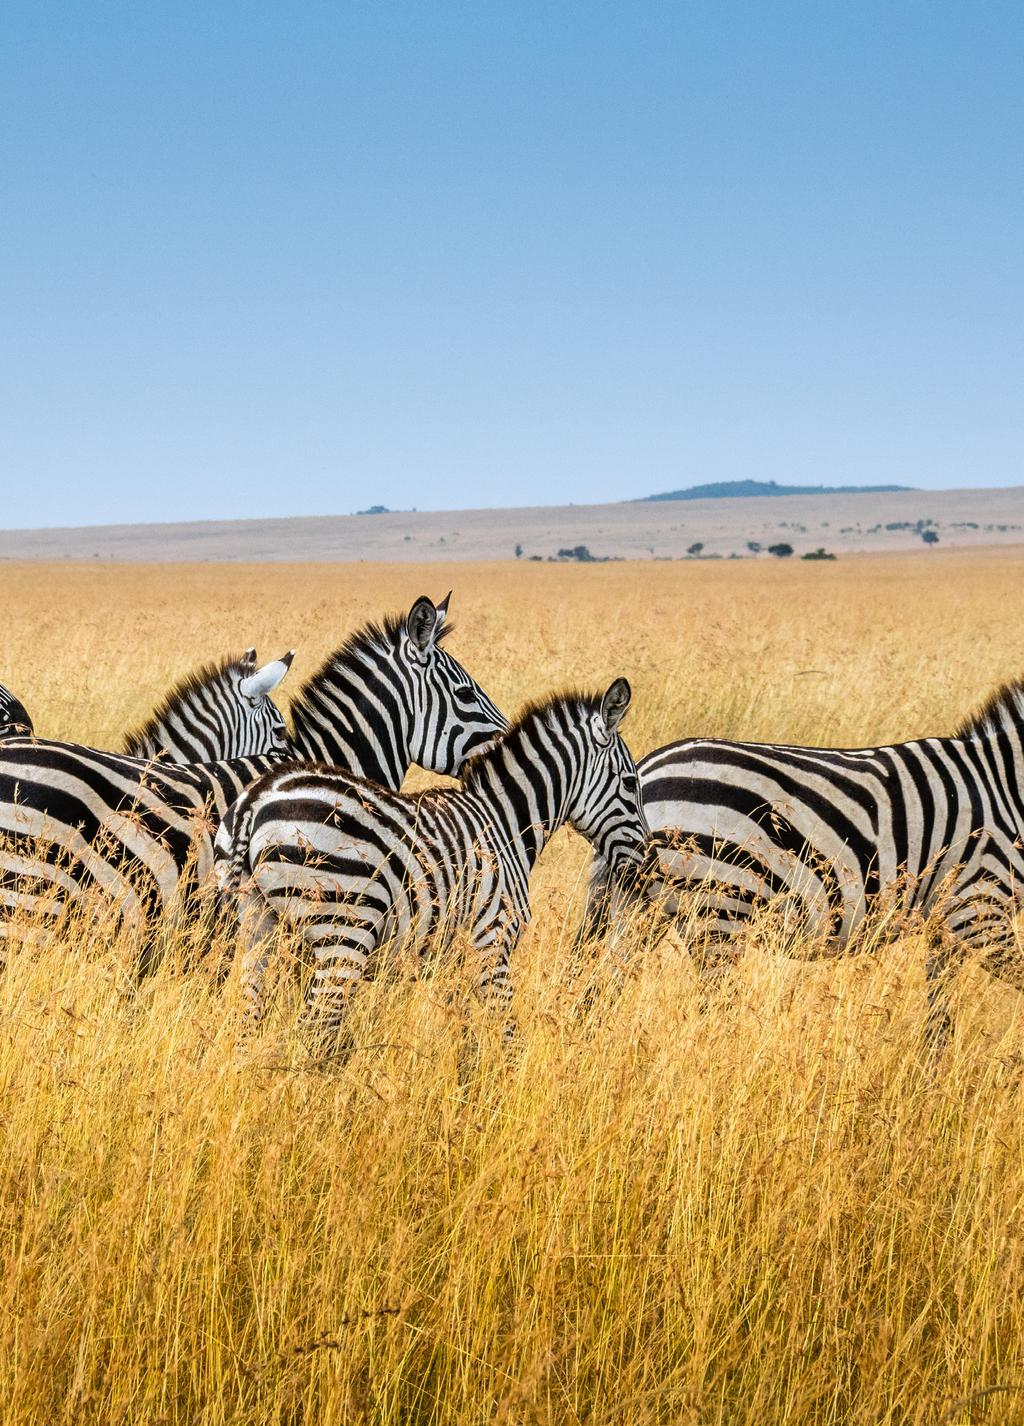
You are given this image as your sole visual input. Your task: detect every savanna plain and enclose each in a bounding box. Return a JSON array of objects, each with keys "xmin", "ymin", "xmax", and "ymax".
[{"xmin": 2, "ymin": 549, "xmax": 1024, "ymax": 1426}]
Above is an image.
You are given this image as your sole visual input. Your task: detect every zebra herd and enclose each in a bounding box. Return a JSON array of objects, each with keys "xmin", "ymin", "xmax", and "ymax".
[{"xmin": 2, "ymin": 590, "xmax": 1023, "ymax": 1049}]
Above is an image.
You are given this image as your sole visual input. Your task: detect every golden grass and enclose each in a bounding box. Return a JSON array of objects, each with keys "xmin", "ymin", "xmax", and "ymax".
[{"xmin": 2, "ymin": 547, "xmax": 1024, "ymax": 1424}]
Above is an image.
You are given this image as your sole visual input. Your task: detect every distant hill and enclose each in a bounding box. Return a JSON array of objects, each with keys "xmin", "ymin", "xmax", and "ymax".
[{"xmin": 641, "ymin": 480, "xmax": 915, "ymax": 502}]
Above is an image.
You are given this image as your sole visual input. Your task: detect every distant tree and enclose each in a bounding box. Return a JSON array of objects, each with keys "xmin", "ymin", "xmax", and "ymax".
[
  {"xmin": 556, "ymin": 545, "xmax": 595, "ymax": 562},
  {"xmin": 802, "ymin": 547, "xmax": 837, "ymax": 561},
  {"xmin": 687, "ymin": 541, "xmax": 705, "ymax": 557},
  {"xmin": 514, "ymin": 543, "xmax": 523, "ymax": 559},
  {"xmin": 921, "ymin": 529, "xmax": 940, "ymax": 546},
  {"xmin": 767, "ymin": 542, "xmax": 794, "ymax": 558},
  {"xmin": 746, "ymin": 541, "xmax": 761, "ymax": 554}
]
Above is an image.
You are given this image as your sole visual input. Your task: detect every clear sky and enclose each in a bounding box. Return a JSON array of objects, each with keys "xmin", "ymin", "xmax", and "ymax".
[{"xmin": 3, "ymin": 2, "xmax": 1022, "ymax": 528}]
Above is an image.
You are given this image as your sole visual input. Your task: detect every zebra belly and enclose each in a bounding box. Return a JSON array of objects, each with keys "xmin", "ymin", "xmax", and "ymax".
[{"xmin": 642, "ymin": 793, "xmax": 873, "ymax": 944}]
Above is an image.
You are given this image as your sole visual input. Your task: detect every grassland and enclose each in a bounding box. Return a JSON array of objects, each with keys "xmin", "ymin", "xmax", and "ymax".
[{"xmin": 2, "ymin": 548, "xmax": 1024, "ymax": 1424}]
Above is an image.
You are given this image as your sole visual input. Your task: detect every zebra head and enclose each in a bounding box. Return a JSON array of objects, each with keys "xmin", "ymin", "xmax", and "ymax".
[
  {"xmin": 0, "ymin": 680, "xmax": 33, "ymax": 737},
  {"xmin": 565, "ymin": 678, "xmax": 650, "ymax": 875},
  {"xmin": 403, "ymin": 593, "xmax": 508, "ymax": 774},
  {"xmin": 122, "ymin": 648, "xmax": 295, "ymax": 762}
]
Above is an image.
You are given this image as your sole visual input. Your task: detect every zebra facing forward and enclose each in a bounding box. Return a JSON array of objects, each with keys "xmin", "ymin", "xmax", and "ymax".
[
  {"xmin": 0, "ymin": 596, "xmax": 505, "ymax": 961},
  {"xmin": 0, "ymin": 682, "xmax": 32, "ymax": 738},
  {"xmin": 214, "ymin": 679, "xmax": 647, "ymax": 1042},
  {"xmin": 584, "ymin": 676, "xmax": 1024, "ymax": 1039}
]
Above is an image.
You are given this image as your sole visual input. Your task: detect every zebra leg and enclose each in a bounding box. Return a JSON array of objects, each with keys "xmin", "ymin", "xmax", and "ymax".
[
  {"xmin": 923, "ymin": 924, "xmax": 958, "ymax": 1056},
  {"xmin": 473, "ymin": 916, "xmax": 521, "ymax": 1044},
  {"xmin": 297, "ymin": 920, "xmax": 379, "ymax": 1055},
  {"xmin": 926, "ymin": 876, "xmax": 1023, "ymax": 1053},
  {"xmin": 575, "ymin": 855, "xmax": 613, "ymax": 950},
  {"xmin": 237, "ymin": 887, "xmax": 282, "ymax": 1026}
]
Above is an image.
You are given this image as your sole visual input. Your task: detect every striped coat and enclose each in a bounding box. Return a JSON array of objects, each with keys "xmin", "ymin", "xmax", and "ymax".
[
  {"xmin": 0, "ymin": 682, "xmax": 32, "ymax": 739},
  {"xmin": 585, "ymin": 677, "xmax": 1024, "ymax": 1038},
  {"xmin": 215, "ymin": 680, "xmax": 647, "ymax": 1040},
  {"xmin": 1, "ymin": 596, "xmax": 504, "ymax": 960}
]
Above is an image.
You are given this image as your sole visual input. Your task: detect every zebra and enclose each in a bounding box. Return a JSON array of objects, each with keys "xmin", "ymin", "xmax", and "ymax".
[
  {"xmin": 0, "ymin": 647, "xmax": 295, "ymax": 959},
  {"xmin": 582, "ymin": 676, "xmax": 1024, "ymax": 1042},
  {"xmin": 122, "ymin": 647, "xmax": 294, "ymax": 761},
  {"xmin": 213, "ymin": 679, "xmax": 648, "ymax": 1043},
  {"xmin": 0, "ymin": 681, "xmax": 33, "ymax": 738},
  {"xmin": 0, "ymin": 650, "xmax": 292, "ymax": 758},
  {"xmin": 0, "ymin": 595, "xmax": 505, "ymax": 963}
]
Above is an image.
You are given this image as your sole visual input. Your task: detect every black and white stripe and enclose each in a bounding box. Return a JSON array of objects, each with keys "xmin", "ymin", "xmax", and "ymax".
[
  {"xmin": 0, "ymin": 681, "xmax": 32, "ymax": 739},
  {"xmin": 1, "ymin": 596, "xmax": 505, "ymax": 958},
  {"xmin": 215, "ymin": 680, "xmax": 646, "ymax": 1040},
  {"xmin": 0, "ymin": 650, "xmax": 293, "ymax": 760},
  {"xmin": 585, "ymin": 677, "xmax": 1024, "ymax": 1036},
  {"xmin": 122, "ymin": 648, "xmax": 294, "ymax": 762},
  {"xmin": 0, "ymin": 649, "xmax": 294, "ymax": 960}
]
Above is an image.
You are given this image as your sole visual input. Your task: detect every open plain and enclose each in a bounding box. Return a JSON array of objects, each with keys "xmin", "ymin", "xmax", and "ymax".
[
  {"xmin": 2, "ymin": 547, "xmax": 1024, "ymax": 1424},
  {"xmin": 1, "ymin": 484, "xmax": 1022, "ymax": 563}
]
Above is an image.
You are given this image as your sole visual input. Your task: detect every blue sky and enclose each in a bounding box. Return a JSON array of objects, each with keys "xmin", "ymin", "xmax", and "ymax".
[{"xmin": 2, "ymin": 2, "xmax": 1022, "ymax": 528}]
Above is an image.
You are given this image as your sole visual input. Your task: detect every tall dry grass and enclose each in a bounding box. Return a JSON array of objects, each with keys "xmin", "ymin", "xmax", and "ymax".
[{"xmin": 1, "ymin": 548, "xmax": 1024, "ymax": 1424}]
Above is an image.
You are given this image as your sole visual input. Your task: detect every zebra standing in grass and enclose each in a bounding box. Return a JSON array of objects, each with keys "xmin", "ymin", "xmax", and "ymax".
[
  {"xmin": 0, "ymin": 596, "xmax": 505, "ymax": 963},
  {"xmin": 0, "ymin": 648, "xmax": 295, "ymax": 960},
  {"xmin": 0, "ymin": 682, "xmax": 33, "ymax": 738},
  {"xmin": 214, "ymin": 680, "xmax": 647, "ymax": 1041},
  {"xmin": 584, "ymin": 676, "xmax": 1024, "ymax": 1039}
]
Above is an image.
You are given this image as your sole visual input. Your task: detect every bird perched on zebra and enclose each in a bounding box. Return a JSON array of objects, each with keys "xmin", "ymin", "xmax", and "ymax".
[
  {"xmin": 0, "ymin": 595, "xmax": 505, "ymax": 969},
  {"xmin": 214, "ymin": 679, "xmax": 647, "ymax": 1045},
  {"xmin": 0, "ymin": 681, "xmax": 33, "ymax": 739},
  {"xmin": 582, "ymin": 675, "xmax": 1024, "ymax": 1042}
]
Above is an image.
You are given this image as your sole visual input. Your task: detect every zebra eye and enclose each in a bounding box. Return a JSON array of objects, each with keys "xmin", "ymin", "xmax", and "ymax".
[
  {"xmin": 454, "ymin": 684, "xmax": 477, "ymax": 704},
  {"xmin": 622, "ymin": 774, "xmax": 638, "ymax": 797}
]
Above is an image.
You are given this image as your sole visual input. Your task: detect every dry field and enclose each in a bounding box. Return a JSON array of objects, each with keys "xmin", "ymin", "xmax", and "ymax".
[{"xmin": 2, "ymin": 548, "xmax": 1024, "ymax": 1425}]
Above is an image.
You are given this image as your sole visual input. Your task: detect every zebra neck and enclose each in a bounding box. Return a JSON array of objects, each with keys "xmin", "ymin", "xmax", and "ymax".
[
  {"xmin": 289, "ymin": 685, "xmax": 410, "ymax": 790},
  {"xmin": 963, "ymin": 727, "xmax": 1024, "ymax": 835},
  {"xmin": 124, "ymin": 728, "xmax": 181, "ymax": 761},
  {"xmin": 468, "ymin": 745, "xmax": 570, "ymax": 871}
]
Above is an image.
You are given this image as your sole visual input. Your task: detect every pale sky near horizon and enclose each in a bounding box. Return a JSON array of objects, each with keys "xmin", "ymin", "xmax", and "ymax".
[{"xmin": 3, "ymin": 2, "xmax": 1022, "ymax": 530}]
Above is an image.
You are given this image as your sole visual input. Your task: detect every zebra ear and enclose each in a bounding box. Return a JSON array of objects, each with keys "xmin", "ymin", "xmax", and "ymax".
[
  {"xmin": 435, "ymin": 591, "xmax": 452, "ymax": 631},
  {"xmin": 407, "ymin": 595, "xmax": 440, "ymax": 653},
  {"xmin": 241, "ymin": 648, "xmax": 258, "ymax": 672},
  {"xmin": 239, "ymin": 650, "xmax": 295, "ymax": 700},
  {"xmin": 600, "ymin": 678, "xmax": 632, "ymax": 734}
]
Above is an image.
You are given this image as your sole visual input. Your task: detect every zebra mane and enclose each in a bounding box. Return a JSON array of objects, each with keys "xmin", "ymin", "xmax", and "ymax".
[
  {"xmin": 289, "ymin": 610, "xmax": 455, "ymax": 712},
  {"xmin": 121, "ymin": 653, "xmax": 252, "ymax": 758},
  {"xmin": 956, "ymin": 678, "xmax": 1024, "ymax": 742},
  {"xmin": 459, "ymin": 689, "xmax": 603, "ymax": 787}
]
